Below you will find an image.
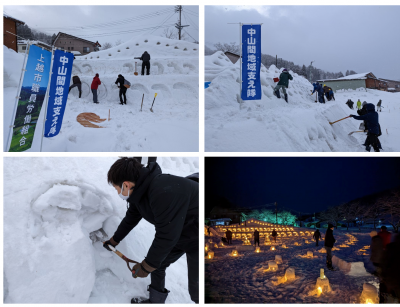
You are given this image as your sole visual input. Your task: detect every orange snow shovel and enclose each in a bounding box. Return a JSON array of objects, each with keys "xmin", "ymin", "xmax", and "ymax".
[
  {"xmin": 104, "ymin": 242, "xmax": 139, "ymax": 274},
  {"xmin": 329, "ymin": 116, "xmax": 351, "ymax": 125}
]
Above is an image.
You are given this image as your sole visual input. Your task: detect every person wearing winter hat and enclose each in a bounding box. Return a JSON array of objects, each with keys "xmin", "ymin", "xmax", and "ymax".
[
  {"xmin": 324, "ymin": 224, "xmax": 336, "ymax": 270},
  {"xmin": 350, "ymin": 103, "xmax": 382, "ymax": 152},
  {"xmin": 115, "ymin": 74, "xmax": 127, "ymax": 105},
  {"xmin": 370, "ymin": 230, "xmax": 384, "ymax": 274},
  {"xmin": 91, "ymin": 73, "xmax": 101, "ymax": 104},
  {"xmin": 273, "ymin": 68, "xmax": 293, "ymax": 103}
]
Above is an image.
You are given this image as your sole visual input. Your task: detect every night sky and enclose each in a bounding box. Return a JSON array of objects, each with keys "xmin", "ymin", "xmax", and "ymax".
[{"xmin": 205, "ymin": 157, "xmax": 400, "ymax": 214}]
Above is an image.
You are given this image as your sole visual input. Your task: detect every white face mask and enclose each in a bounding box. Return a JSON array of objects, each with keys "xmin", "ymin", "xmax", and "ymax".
[{"xmin": 119, "ymin": 184, "xmax": 130, "ymax": 201}]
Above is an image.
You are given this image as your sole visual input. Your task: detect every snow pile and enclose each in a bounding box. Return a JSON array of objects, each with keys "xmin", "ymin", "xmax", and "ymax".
[
  {"xmin": 3, "ymin": 157, "xmax": 198, "ymax": 303},
  {"xmin": 205, "ymin": 51, "xmax": 400, "ymax": 152},
  {"xmin": 205, "ymin": 226, "xmax": 378, "ymax": 303},
  {"xmin": 3, "ymin": 35, "xmax": 199, "ymax": 152}
]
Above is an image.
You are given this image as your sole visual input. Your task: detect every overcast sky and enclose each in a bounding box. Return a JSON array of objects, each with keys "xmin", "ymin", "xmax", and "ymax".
[
  {"xmin": 205, "ymin": 6, "xmax": 400, "ymax": 80},
  {"xmin": 4, "ymin": 5, "xmax": 198, "ymax": 46}
]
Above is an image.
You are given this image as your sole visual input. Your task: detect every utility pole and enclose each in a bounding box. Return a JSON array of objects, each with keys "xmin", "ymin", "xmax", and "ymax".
[{"xmin": 175, "ymin": 5, "xmax": 189, "ymax": 40}]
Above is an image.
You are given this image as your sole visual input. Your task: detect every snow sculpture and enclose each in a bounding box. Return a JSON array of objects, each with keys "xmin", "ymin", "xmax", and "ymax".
[
  {"xmin": 207, "ymin": 250, "xmax": 214, "ymax": 259},
  {"xmin": 285, "ymin": 267, "xmax": 295, "ymax": 281},
  {"xmin": 275, "ymin": 255, "xmax": 282, "ymax": 264},
  {"xmin": 307, "ymin": 251, "xmax": 313, "ymax": 257},
  {"xmin": 360, "ymin": 283, "xmax": 378, "ymax": 304},
  {"xmin": 268, "ymin": 260, "xmax": 278, "ymax": 271},
  {"xmin": 255, "ymin": 247, "xmax": 261, "ymax": 253}
]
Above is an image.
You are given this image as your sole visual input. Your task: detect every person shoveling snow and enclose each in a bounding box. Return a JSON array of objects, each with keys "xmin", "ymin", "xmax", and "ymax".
[
  {"xmin": 103, "ymin": 157, "xmax": 199, "ymax": 304},
  {"xmin": 273, "ymin": 68, "xmax": 293, "ymax": 103}
]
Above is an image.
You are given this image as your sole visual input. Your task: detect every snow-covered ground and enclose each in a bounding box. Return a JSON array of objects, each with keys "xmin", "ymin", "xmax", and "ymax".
[
  {"xmin": 3, "ymin": 157, "xmax": 198, "ymax": 303},
  {"xmin": 205, "ymin": 226, "xmax": 379, "ymax": 303},
  {"xmin": 205, "ymin": 51, "xmax": 400, "ymax": 152},
  {"xmin": 3, "ymin": 35, "xmax": 199, "ymax": 152}
]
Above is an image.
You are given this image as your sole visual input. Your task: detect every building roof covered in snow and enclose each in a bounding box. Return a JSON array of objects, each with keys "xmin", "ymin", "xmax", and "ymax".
[
  {"xmin": 318, "ymin": 72, "xmax": 378, "ymax": 82},
  {"xmin": 3, "ymin": 13, "xmax": 25, "ymax": 25},
  {"xmin": 54, "ymin": 32, "xmax": 101, "ymax": 47}
]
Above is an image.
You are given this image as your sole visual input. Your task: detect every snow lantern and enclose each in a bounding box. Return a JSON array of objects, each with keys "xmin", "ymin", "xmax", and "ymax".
[
  {"xmin": 209, "ymin": 239, "xmax": 213, "ymax": 243},
  {"xmin": 231, "ymin": 249, "xmax": 239, "ymax": 257},
  {"xmin": 320, "ymin": 268, "xmax": 325, "ymax": 279},
  {"xmin": 265, "ymin": 241, "xmax": 271, "ymax": 245},
  {"xmin": 266, "ymin": 236, "xmax": 270, "ymax": 242},
  {"xmin": 268, "ymin": 260, "xmax": 278, "ymax": 271},
  {"xmin": 294, "ymin": 242, "xmax": 299, "ymax": 246},
  {"xmin": 255, "ymin": 246, "xmax": 261, "ymax": 253},
  {"xmin": 285, "ymin": 267, "xmax": 295, "ymax": 281},
  {"xmin": 282, "ymin": 244, "xmax": 287, "ymax": 248},
  {"xmin": 219, "ymin": 241, "xmax": 224, "ymax": 247},
  {"xmin": 205, "ymin": 246, "xmax": 209, "ymax": 252},
  {"xmin": 207, "ymin": 250, "xmax": 214, "ymax": 259},
  {"xmin": 214, "ymin": 243, "xmax": 218, "ymax": 249},
  {"xmin": 275, "ymin": 255, "xmax": 283, "ymax": 264},
  {"xmin": 307, "ymin": 251, "xmax": 313, "ymax": 258},
  {"xmin": 305, "ymin": 240, "xmax": 309, "ymax": 243},
  {"xmin": 205, "ymin": 243, "xmax": 210, "ymax": 248},
  {"xmin": 316, "ymin": 275, "xmax": 331, "ymax": 294},
  {"xmin": 270, "ymin": 246, "xmax": 276, "ymax": 251},
  {"xmin": 360, "ymin": 283, "xmax": 378, "ymax": 304}
]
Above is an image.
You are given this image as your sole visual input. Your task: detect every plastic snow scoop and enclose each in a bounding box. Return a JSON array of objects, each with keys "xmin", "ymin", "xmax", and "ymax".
[
  {"xmin": 150, "ymin": 93, "xmax": 158, "ymax": 113},
  {"xmin": 329, "ymin": 116, "xmax": 351, "ymax": 125},
  {"xmin": 273, "ymin": 77, "xmax": 279, "ymax": 82},
  {"xmin": 104, "ymin": 242, "xmax": 139, "ymax": 273},
  {"xmin": 140, "ymin": 94, "xmax": 144, "ymax": 111},
  {"xmin": 134, "ymin": 62, "xmax": 138, "ymax": 76},
  {"xmin": 348, "ymin": 130, "xmax": 367, "ymax": 135}
]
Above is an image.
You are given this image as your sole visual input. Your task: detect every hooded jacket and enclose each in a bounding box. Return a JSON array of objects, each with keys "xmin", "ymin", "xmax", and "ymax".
[
  {"xmin": 324, "ymin": 227, "xmax": 336, "ymax": 248},
  {"xmin": 351, "ymin": 104, "xmax": 380, "ymax": 135},
  {"xmin": 140, "ymin": 51, "xmax": 151, "ymax": 62},
  {"xmin": 115, "ymin": 75, "xmax": 126, "ymax": 91},
  {"xmin": 277, "ymin": 71, "xmax": 293, "ymax": 87},
  {"xmin": 91, "ymin": 74, "xmax": 101, "ymax": 90},
  {"xmin": 112, "ymin": 162, "xmax": 199, "ymax": 269}
]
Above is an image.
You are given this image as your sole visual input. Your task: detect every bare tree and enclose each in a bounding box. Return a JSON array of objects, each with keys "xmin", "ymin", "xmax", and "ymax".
[
  {"xmin": 365, "ymin": 201, "xmax": 385, "ymax": 229},
  {"xmin": 162, "ymin": 27, "xmax": 177, "ymax": 39},
  {"xmin": 379, "ymin": 189, "xmax": 400, "ymax": 232},
  {"xmin": 213, "ymin": 42, "xmax": 240, "ymax": 54},
  {"xmin": 319, "ymin": 206, "xmax": 342, "ymax": 229},
  {"xmin": 102, "ymin": 42, "xmax": 113, "ymax": 50}
]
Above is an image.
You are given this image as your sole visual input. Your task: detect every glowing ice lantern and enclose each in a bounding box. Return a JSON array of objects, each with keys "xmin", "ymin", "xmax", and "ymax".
[
  {"xmin": 275, "ymin": 255, "xmax": 282, "ymax": 264},
  {"xmin": 285, "ymin": 267, "xmax": 295, "ymax": 281},
  {"xmin": 282, "ymin": 244, "xmax": 286, "ymax": 248},
  {"xmin": 270, "ymin": 246, "xmax": 276, "ymax": 251},
  {"xmin": 360, "ymin": 283, "xmax": 378, "ymax": 304},
  {"xmin": 214, "ymin": 243, "xmax": 218, "ymax": 249},
  {"xmin": 231, "ymin": 249, "xmax": 238, "ymax": 257},
  {"xmin": 268, "ymin": 260, "xmax": 278, "ymax": 271},
  {"xmin": 255, "ymin": 246, "xmax": 261, "ymax": 253},
  {"xmin": 316, "ymin": 274, "xmax": 331, "ymax": 294},
  {"xmin": 208, "ymin": 250, "xmax": 214, "ymax": 259},
  {"xmin": 209, "ymin": 239, "xmax": 213, "ymax": 243},
  {"xmin": 307, "ymin": 251, "xmax": 313, "ymax": 258}
]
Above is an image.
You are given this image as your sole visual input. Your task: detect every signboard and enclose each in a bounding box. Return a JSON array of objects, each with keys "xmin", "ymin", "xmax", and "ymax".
[
  {"xmin": 44, "ymin": 50, "xmax": 74, "ymax": 137},
  {"xmin": 8, "ymin": 45, "xmax": 52, "ymax": 152},
  {"xmin": 241, "ymin": 24, "xmax": 262, "ymax": 100}
]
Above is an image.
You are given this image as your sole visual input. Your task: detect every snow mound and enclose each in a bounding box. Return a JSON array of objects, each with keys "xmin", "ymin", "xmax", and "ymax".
[
  {"xmin": 205, "ymin": 51, "xmax": 400, "ymax": 152},
  {"xmin": 4, "ymin": 157, "xmax": 198, "ymax": 303},
  {"xmin": 3, "ymin": 36, "xmax": 199, "ymax": 152},
  {"xmin": 332, "ymin": 256, "xmax": 369, "ymax": 276}
]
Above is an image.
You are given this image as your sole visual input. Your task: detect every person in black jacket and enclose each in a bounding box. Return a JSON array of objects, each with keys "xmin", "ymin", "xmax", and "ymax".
[
  {"xmin": 350, "ymin": 103, "xmax": 382, "ymax": 152},
  {"xmin": 140, "ymin": 51, "xmax": 151, "ymax": 75},
  {"xmin": 313, "ymin": 229, "xmax": 322, "ymax": 246},
  {"xmin": 226, "ymin": 229, "xmax": 232, "ymax": 244},
  {"xmin": 115, "ymin": 74, "xmax": 127, "ymax": 105},
  {"xmin": 324, "ymin": 224, "xmax": 336, "ymax": 270},
  {"xmin": 103, "ymin": 158, "xmax": 199, "ymax": 304},
  {"xmin": 271, "ymin": 229, "xmax": 277, "ymax": 243},
  {"xmin": 254, "ymin": 229, "xmax": 260, "ymax": 247},
  {"xmin": 345, "ymin": 99, "xmax": 354, "ymax": 110},
  {"xmin": 68, "ymin": 75, "xmax": 82, "ymax": 98},
  {"xmin": 369, "ymin": 230, "xmax": 384, "ymax": 274},
  {"xmin": 380, "ymin": 234, "xmax": 400, "ymax": 302}
]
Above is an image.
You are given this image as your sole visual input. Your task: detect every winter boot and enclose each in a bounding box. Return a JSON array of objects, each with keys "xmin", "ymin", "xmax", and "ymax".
[
  {"xmin": 284, "ymin": 94, "xmax": 288, "ymax": 103},
  {"xmin": 131, "ymin": 285, "xmax": 169, "ymax": 304},
  {"xmin": 327, "ymin": 261, "xmax": 335, "ymax": 271},
  {"xmin": 273, "ymin": 90, "xmax": 281, "ymax": 98}
]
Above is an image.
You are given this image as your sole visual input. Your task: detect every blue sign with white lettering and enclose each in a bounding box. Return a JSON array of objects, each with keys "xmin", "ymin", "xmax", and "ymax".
[
  {"xmin": 44, "ymin": 50, "xmax": 74, "ymax": 137},
  {"xmin": 241, "ymin": 24, "xmax": 262, "ymax": 100}
]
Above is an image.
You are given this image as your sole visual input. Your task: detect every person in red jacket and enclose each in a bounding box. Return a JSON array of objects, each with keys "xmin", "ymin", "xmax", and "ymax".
[
  {"xmin": 91, "ymin": 73, "xmax": 101, "ymax": 104},
  {"xmin": 378, "ymin": 226, "xmax": 392, "ymax": 249}
]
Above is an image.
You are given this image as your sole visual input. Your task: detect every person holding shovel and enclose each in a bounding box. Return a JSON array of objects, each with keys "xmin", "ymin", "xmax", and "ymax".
[
  {"xmin": 115, "ymin": 74, "xmax": 127, "ymax": 105},
  {"xmin": 350, "ymin": 103, "xmax": 382, "ymax": 152},
  {"xmin": 273, "ymin": 68, "xmax": 293, "ymax": 103},
  {"xmin": 103, "ymin": 158, "xmax": 199, "ymax": 304}
]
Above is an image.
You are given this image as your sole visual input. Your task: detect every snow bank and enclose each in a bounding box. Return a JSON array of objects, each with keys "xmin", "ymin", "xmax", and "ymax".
[
  {"xmin": 4, "ymin": 157, "xmax": 198, "ymax": 303},
  {"xmin": 205, "ymin": 51, "xmax": 400, "ymax": 152},
  {"xmin": 332, "ymin": 256, "xmax": 369, "ymax": 276},
  {"xmin": 3, "ymin": 35, "xmax": 199, "ymax": 152}
]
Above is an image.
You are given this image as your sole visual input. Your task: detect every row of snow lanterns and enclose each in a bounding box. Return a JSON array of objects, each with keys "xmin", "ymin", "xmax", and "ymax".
[
  {"xmin": 229, "ymin": 231, "xmax": 312, "ymax": 239},
  {"xmin": 219, "ymin": 226, "xmax": 295, "ymax": 232}
]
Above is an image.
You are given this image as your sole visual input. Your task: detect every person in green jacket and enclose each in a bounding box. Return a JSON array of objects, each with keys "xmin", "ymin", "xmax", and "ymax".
[
  {"xmin": 357, "ymin": 99, "xmax": 362, "ymax": 110},
  {"xmin": 273, "ymin": 68, "xmax": 293, "ymax": 103}
]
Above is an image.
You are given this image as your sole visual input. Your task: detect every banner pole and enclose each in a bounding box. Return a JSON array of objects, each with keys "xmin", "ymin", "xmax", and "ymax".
[
  {"xmin": 239, "ymin": 22, "xmax": 243, "ymax": 110},
  {"xmin": 39, "ymin": 47, "xmax": 55, "ymax": 152},
  {"xmin": 6, "ymin": 40, "xmax": 30, "ymax": 152}
]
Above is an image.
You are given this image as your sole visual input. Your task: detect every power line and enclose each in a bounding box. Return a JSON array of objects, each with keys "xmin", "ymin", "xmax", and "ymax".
[
  {"xmin": 149, "ymin": 11, "xmax": 176, "ymax": 35},
  {"xmin": 183, "ymin": 12, "xmax": 198, "ymax": 31},
  {"xmin": 184, "ymin": 8, "xmax": 199, "ymax": 16}
]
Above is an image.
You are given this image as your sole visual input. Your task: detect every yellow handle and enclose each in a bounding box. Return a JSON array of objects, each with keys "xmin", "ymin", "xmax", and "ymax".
[{"xmin": 155, "ymin": 93, "xmax": 158, "ymax": 97}]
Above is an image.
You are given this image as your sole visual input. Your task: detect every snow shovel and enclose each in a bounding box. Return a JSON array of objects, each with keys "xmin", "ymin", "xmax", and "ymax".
[
  {"xmin": 104, "ymin": 242, "xmax": 139, "ymax": 274},
  {"xmin": 134, "ymin": 62, "xmax": 138, "ymax": 76},
  {"xmin": 329, "ymin": 116, "xmax": 351, "ymax": 125},
  {"xmin": 150, "ymin": 93, "xmax": 157, "ymax": 113},
  {"xmin": 348, "ymin": 130, "xmax": 367, "ymax": 135},
  {"xmin": 140, "ymin": 94, "xmax": 144, "ymax": 111}
]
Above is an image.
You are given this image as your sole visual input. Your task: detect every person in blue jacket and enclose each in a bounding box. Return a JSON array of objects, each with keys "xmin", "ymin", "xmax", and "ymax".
[
  {"xmin": 350, "ymin": 103, "xmax": 382, "ymax": 152},
  {"xmin": 311, "ymin": 82, "xmax": 325, "ymax": 103}
]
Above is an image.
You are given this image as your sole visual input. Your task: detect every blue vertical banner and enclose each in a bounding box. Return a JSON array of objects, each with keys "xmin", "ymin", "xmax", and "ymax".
[
  {"xmin": 9, "ymin": 45, "xmax": 52, "ymax": 152},
  {"xmin": 241, "ymin": 24, "xmax": 262, "ymax": 100},
  {"xmin": 44, "ymin": 50, "xmax": 74, "ymax": 137}
]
